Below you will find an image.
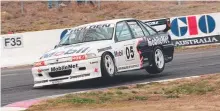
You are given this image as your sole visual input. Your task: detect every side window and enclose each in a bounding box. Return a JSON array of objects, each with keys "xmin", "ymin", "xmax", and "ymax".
[
  {"xmin": 137, "ymin": 21, "xmax": 150, "ymax": 36},
  {"xmin": 116, "ymin": 22, "xmax": 132, "ymax": 41},
  {"xmin": 141, "ymin": 22, "xmax": 157, "ymax": 35},
  {"xmin": 127, "ymin": 21, "xmax": 145, "ymax": 38}
]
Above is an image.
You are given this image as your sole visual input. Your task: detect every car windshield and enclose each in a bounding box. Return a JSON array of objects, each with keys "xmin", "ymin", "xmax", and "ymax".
[{"xmin": 58, "ymin": 24, "xmax": 114, "ymax": 46}]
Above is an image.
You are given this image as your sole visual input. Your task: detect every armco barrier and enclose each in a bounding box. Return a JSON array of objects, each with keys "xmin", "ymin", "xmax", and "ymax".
[{"xmin": 1, "ymin": 12, "xmax": 220, "ymax": 67}]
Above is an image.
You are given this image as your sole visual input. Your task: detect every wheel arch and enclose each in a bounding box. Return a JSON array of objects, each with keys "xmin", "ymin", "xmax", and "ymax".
[{"xmin": 101, "ymin": 51, "xmax": 115, "ymax": 62}]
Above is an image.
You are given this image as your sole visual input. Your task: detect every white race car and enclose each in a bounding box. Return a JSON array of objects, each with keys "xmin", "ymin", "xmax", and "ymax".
[{"xmin": 32, "ymin": 18, "xmax": 174, "ymax": 88}]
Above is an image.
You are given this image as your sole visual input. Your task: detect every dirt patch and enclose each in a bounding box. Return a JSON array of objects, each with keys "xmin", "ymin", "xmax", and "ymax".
[
  {"xmin": 1, "ymin": 1, "xmax": 220, "ymax": 34},
  {"xmin": 26, "ymin": 73, "xmax": 220, "ymax": 111}
]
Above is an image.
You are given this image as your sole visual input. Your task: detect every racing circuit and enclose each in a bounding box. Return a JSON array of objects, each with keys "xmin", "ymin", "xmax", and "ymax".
[{"xmin": 2, "ymin": 47, "xmax": 220, "ymax": 106}]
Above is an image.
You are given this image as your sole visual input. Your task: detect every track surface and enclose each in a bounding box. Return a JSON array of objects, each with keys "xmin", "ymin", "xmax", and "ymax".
[{"xmin": 2, "ymin": 48, "xmax": 220, "ymax": 106}]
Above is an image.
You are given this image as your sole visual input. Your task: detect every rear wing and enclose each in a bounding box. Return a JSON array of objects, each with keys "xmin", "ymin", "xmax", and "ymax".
[{"xmin": 142, "ymin": 18, "xmax": 170, "ymax": 32}]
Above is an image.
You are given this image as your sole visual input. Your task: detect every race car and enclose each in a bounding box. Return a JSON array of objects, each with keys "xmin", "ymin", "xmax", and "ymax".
[{"xmin": 32, "ymin": 18, "xmax": 174, "ymax": 88}]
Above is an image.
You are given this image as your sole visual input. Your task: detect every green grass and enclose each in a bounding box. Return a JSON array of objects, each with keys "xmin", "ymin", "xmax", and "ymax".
[
  {"xmin": 117, "ymin": 86, "xmax": 129, "ymax": 90},
  {"xmin": 131, "ymin": 90, "xmax": 138, "ymax": 94},
  {"xmin": 56, "ymin": 97, "xmax": 96, "ymax": 104},
  {"xmin": 128, "ymin": 96, "xmax": 148, "ymax": 101},
  {"xmin": 135, "ymin": 84, "xmax": 146, "ymax": 88},
  {"xmin": 115, "ymin": 90, "xmax": 123, "ymax": 95},
  {"xmin": 98, "ymin": 96, "xmax": 111, "ymax": 103},
  {"xmin": 163, "ymin": 81, "xmax": 214, "ymax": 95},
  {"xmin": 166, "ymin": 94, "xmax": 180, "ymax": 98}
]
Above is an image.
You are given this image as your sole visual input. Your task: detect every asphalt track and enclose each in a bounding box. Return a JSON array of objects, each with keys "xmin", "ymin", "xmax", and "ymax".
[{"xmin": 1, "ymin": 48, "xmax": 220, "ymax": 106}]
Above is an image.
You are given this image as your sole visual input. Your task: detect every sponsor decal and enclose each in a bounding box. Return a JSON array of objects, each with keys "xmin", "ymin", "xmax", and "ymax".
[
  {"xmin": 171, "ymin": 15, "xmax": 216, "ymax": 37},
  {"xmin": 72, "ymin": 55, "xmax": 86, "ymax": 61},
  {"xmin": 144, "ymin": 58, "xmax": 148, "ymax": 61},
  {"xmin": 73, "ymin": 24, "xmax": 113, "ymax": 32},
  {"xmin": 147, "ymin": 36, "xmax": 170, "ymax": 46},
  {"xmin": 70, "ymin": 73, "xmax": 90, "ymax": 79},
  {"xmin": 50, "ymin": 77, "xmax": 68, "ymax": 81},
  {"xmin": 43, "ymin": 47, "xmax": 89, "ymax": 58},
  {"xmin": 118, "ymin": 64, "xmax": 139, "ymax": 70},
  {"xmin": 51, "ymin": 64, "xmax": 78, "ymax": 72},
  {"xmin": 94, "ymin": 68, "xmax": 98, "ymax": 72},
  {"xmin": 90, "ymin": 61, "xmax": 99, "ymax": 64},
  {"xmin": 145, "ymin": 18, "xmax": 168, "ymax": 26},
  {"xmin": 97, "ymin": 46, "xmax": 112, "ymax": 52},
  {"xmin": 114, "ymin": 50, "xmax": 123, "ymax": 57},
  {"xmin": 136, "ymin": 39, "xmax": 144, "ymax": 68},
  {"xmin": 50, "ymin": 77, "xmax": 68, "ymax": 84},
  {"xmin": 173, "ymin": 35, "xmax": 220, "ymax": 46}
]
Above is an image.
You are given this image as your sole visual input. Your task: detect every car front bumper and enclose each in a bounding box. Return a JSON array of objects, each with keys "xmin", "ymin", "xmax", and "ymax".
[{"xmin": 32, "ymin": 57, "xmax": 102, "ymax": 88}]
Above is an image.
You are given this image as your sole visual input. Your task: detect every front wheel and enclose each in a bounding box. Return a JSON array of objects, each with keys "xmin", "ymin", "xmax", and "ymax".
[
  {"xmin": 101, "ymin": 53, "xmax": 116, "ymax": 78},
  {"xmin": 145, "ymin": 46, "xmax": 165, "ymax": 74}
]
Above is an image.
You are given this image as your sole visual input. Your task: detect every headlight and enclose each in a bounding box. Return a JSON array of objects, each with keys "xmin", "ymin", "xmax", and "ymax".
[
  {"xmin": 34, "ymin": 61, "xmax": 45, "ymax": 67},
  {"xmin": 72, "ymin": 53, "xmax": 96, "ymax": 61}
]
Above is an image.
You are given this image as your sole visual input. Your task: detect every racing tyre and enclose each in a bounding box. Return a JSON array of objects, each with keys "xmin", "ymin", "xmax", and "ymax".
[
  {"xmin": 101, "ymin": 53, "xmax": 116, "ymax": 78},
  {"xmin": 146, "ymin": 46, "xmax": 165, "ymax": 74}
]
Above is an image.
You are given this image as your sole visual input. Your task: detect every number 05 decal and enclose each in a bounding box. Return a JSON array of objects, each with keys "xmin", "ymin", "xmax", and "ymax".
[{"xmin": 126, "ymin": 46, "xmax": 134, "ymax": 59}]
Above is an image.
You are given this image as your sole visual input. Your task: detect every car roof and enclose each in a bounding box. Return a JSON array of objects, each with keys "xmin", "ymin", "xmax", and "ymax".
[{"xmin": 72, "ymin": 18, "xmax": 135, "ymax": 29}]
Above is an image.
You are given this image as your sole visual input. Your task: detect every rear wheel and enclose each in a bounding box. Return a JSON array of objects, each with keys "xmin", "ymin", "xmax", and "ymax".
[
  {"xmin": 146, "ymin": 46, "xmax": 165, "ymax": 74},
  {"xmin": 101, "ymin": 53, "xmax": 116, "ymax": 78}
]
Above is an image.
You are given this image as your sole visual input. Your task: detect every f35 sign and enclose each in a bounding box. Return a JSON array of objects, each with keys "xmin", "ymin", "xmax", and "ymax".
[
  {"xmin": 170, "ymin": 15, "xmax": 216, "ymax": 37},
  {"xmin": 2, "ymin": 35, "xmax": 23, "ymax": 49}
]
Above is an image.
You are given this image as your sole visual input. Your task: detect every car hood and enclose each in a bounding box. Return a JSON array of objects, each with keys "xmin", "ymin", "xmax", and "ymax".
[{"xmin": 40, "ymin": 40, "xmax": 113, "ymax": 61}]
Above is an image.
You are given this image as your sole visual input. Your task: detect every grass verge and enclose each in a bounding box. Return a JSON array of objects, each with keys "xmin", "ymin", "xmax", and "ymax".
[{"xmin": 26, "ymin": 73, "xmax": 220, "ymax": 111}]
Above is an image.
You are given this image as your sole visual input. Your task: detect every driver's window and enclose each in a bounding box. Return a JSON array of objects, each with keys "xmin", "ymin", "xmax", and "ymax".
[
  {"xmin": 116, "ymin": 22, "xmax": 132, "ymax": 42},
  {"xmin": 127, "ymin": 21, "xmax": 145, "ymax": 38}
]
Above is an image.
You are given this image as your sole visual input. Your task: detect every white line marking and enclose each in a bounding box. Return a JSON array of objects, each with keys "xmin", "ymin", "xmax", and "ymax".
[
  {"xmin": 1, "ymin": 73, "xmax": 29, "ymax": 77},
  {"xmin": 1, "ymin": 107, "xmax": 26, "ymax": 111}
]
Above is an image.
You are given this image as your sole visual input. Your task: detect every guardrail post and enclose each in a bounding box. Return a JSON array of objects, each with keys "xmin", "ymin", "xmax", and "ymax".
[
  {"xmin": 177, "ymin": 0, "xmax": 181, "ymax": 5},
  {"xmin": 98, "ymin": 0, "xmax": 100, "ymax": 10},
  {"xmin": 21, "ymin": 1, "xmax": 24, "ymax": 14}
]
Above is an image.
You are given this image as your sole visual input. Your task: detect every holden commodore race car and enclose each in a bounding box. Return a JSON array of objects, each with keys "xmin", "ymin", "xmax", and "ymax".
[{"xmin": 32, "ymin": 18, "xmax": 174, "ymax": 88}]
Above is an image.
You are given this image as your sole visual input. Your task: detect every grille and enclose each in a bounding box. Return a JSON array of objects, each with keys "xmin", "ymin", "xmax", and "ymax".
[{"xmin": 49, "ymin": 70, "xmax": 71, "ymax": 78}]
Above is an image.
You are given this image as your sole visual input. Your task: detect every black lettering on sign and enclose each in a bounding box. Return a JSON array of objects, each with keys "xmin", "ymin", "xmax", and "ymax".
[
  {"xmin": 173, "ymin": 35, "xmax": 220, "ymax": 46},
  {"xmin": 5, "ymin": 38, "xmax": 10, "ymax": 46},
  {"xmin": 4, "ymin": 36, "xmax": 23, "ymax": 48},
  {"xmin": 11, "ymin": 38, "xmax": 16, "ymax": 46},
  {"xmin": 16, "ymin": 37, "xmax": 22, "ymax": 46}
]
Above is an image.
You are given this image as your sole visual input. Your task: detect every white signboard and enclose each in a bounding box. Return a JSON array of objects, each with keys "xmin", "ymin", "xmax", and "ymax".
[{"xmin": 168, "ymin": 12, "xmax": 220, "ymax": 40}]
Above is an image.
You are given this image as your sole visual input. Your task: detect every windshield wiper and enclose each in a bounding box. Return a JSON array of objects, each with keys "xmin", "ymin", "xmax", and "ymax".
[{"xmin": 59, "ymin": 43, "xmax": 70, "ymax": 46}]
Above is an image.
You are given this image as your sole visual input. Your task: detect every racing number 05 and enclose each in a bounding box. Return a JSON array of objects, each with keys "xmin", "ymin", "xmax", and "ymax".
[{"xmin": 126, "ymin": 46, "xmax": 134, "ymax": 59}]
